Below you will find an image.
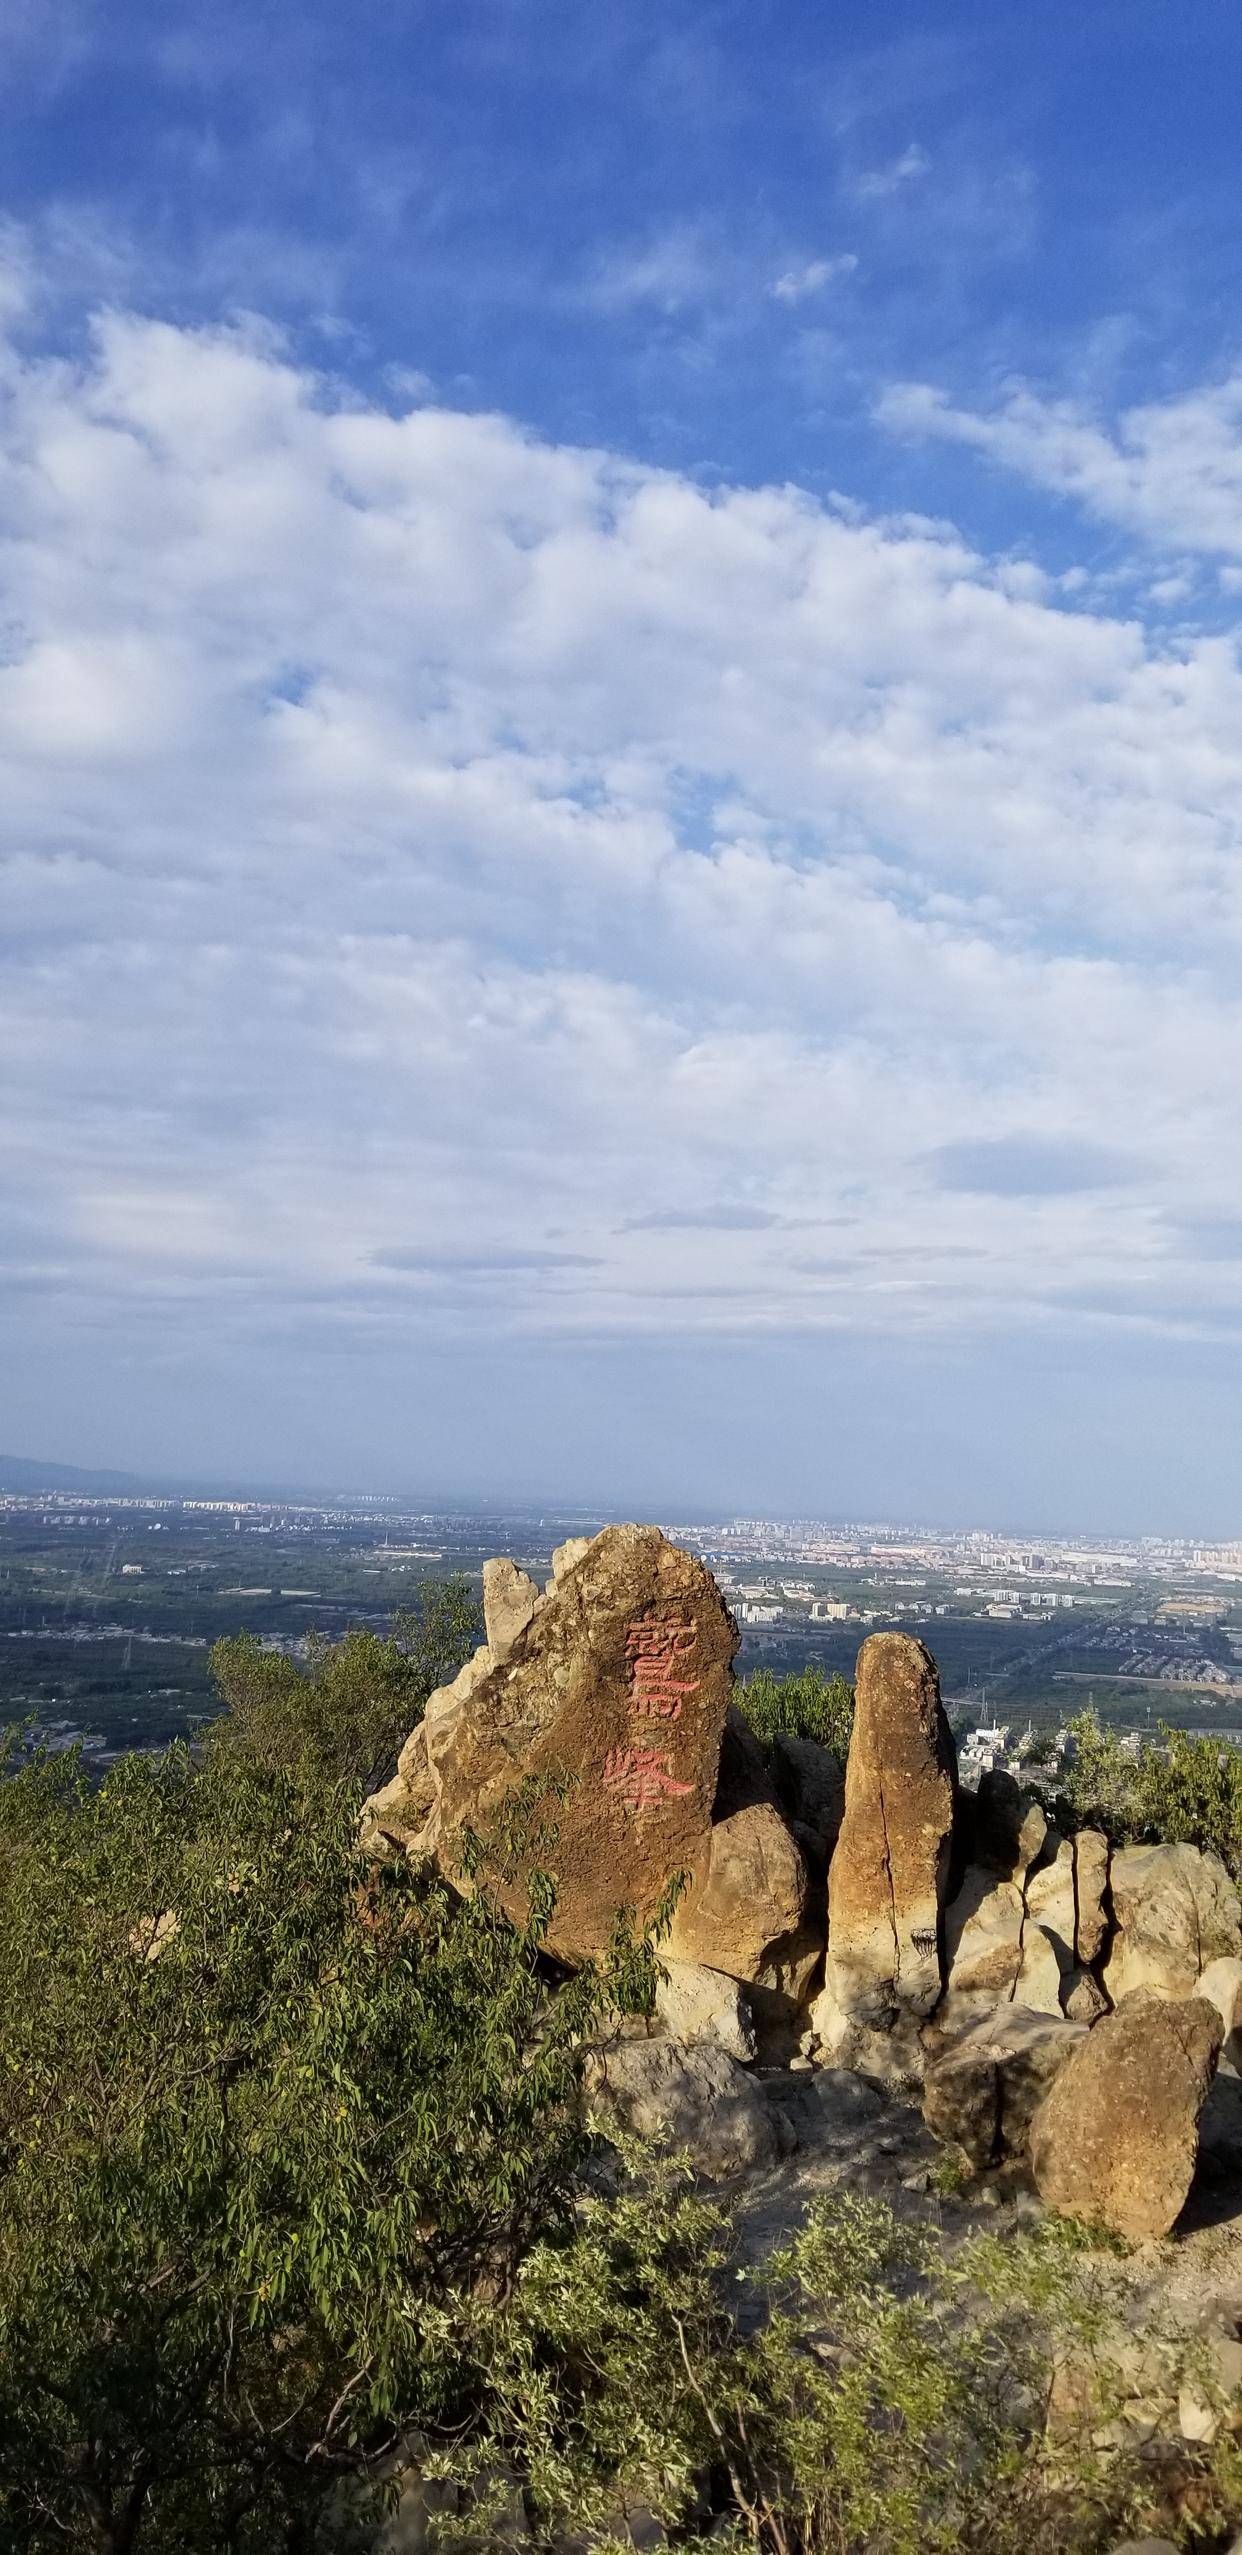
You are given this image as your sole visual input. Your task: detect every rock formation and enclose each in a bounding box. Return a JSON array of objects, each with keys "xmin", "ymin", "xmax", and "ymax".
[
  {"xmin": 821, "ymin": 1632, "xmax": 957, "ymax": 2028},
  {"xmin": 584, "ymin": 2037, "xmax": 779, "ymax": 2177},
  {"xmin": 365, "ymin": 1525, "xmax": 738, "ymax": 1962},
  {"xmin": 923, "ymin": 2005, "xmax": 1085, "ymax": 2170},
  {"xmin": 364, "ymin": 1525, "xmax": 1242, "ymax": 2234},
  {"xmin": 1101, "ymin": 1843, "xmax": 1242, "ymax": 2004},
  {"xmin": 1029, "ymin": 1989, "xmax": 1224, "ymax": 2240}
]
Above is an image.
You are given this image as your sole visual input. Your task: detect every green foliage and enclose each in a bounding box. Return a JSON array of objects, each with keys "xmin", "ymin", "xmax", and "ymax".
[
  {"xmin": 1, "ymin": 1654, "xmax": 1236, "ymax": 2553},
  {"xmin": 737, "ymin": 1663, "xmax": 854, "ymax": 1760},
  {"xmin": 1062, "ymin": 1709, "xmax": 1242, "ymax": 1879},
  {"xmin": 0, "ymin": 1735, "xmax": 624, "ymax": 2550},
  {"xmin": 207, "ymin": 1576, "xmax": 480, "ymax": 1785}
]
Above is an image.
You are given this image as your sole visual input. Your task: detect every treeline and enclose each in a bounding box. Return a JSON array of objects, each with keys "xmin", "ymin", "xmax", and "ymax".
[{"xmin": 0, "ymin": 1597, "xmax": 1238, "ymax": 2549}]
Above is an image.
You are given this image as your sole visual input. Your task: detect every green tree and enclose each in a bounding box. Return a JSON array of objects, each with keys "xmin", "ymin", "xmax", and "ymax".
[
  {"xmin": 207, "ymin": 1578, "xmax": 480, "ymax": 1785},
  {"xmin": 737, "ymin": 1663, "xmax": 854, "ymax": 1760}
]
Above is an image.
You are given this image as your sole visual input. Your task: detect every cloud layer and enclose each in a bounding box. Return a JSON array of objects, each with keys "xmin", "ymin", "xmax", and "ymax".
[{"xmin": 2, "ymin": 306, "xmax": 1242, "ymax": 1449}]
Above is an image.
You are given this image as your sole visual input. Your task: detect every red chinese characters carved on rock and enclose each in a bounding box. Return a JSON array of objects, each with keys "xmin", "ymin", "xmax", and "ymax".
[
  {"xmin": 624, "ymin": 1617, "xmax": 699, "ymax": 1720},
  {"xmin": 600, "ymin": 1743, "xmax": 695, "ymax": 1815}
]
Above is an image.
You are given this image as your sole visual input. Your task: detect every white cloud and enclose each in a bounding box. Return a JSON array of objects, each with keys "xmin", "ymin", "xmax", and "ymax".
[
  {"xmin": 854, "ymin": 142, "xmax": 931, "ymax": 201},
  {"xmin": 3, "ymin": 307, "xmax": 1242, "ymax": 1374},
  {"xmin": 878, "ymin": 370, "xmax": 1242, "ymax": 562},
  {"xmin": 770, "ymin": 254, "xmax": 858, "ymax": 305}
]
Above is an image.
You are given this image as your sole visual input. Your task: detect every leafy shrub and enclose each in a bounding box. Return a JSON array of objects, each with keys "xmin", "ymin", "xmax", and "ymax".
[
  {"xmin": 0, "ymin": 1735, "xmax": 655, "ymax": 2551},
  {"xmin": 737, "ymin": 1663, "xmax": 855, "ymax": 1761},
  {"xmin": 1061, "ymin": 1709, "xmax": 1242, "ymax": 1880},
  {"xmin": 207, "ymin": 1576, "xmax": 480, "ymax": 1785}
]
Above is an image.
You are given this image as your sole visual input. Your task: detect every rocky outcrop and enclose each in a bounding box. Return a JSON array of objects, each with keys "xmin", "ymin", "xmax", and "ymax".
[
  {"xmin": 1101, "ymin": 1843, "xmax": 1242, "ymax": 2005},
  {"xmin": 584, "ymin": 2037, "xmax": 779, "ymax": 2177},
  {"xmin": 823, "ymin": 1633, "xmax": 957, "ymax": 2029},
  {"xmin": 923, "ymin": 2005, "xmax": 1086, "ymax": 2170},
  {"xmin": 366, "ymin": 1526, "xmax": 739, "ymax": 1964},
  {"xmin": 1029, "ymin": 1989, "xmax": 1224, "ymax": 2240}
]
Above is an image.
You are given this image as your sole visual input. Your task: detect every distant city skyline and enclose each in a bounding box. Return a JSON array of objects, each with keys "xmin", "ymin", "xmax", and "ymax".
[{"xmin": 3, "ymin": 2, "xmax": 1241, "ymax": 1523}]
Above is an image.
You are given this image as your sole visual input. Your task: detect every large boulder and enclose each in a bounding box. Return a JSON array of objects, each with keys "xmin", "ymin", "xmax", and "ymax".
[
  {"xmin": 667, "ymin": 1798, "xmax": 811, "ymax": 1990},
  {"xmin": 824, "ymin": 1633, "xmax": 958, "ymax": 2027},
  {"xmin": 1101, "ymin": 1843, "xmax": 1242, "ymax": 2005},
  {"xmin": 923, "ymin": 2005, "xmax": 1086, "ymax": 2170},
  {"xmin": 584, "ymin": 2037, "xmax": 779, "ymax": 2177},
  {"xmin": 651, "ymin": 1959, "xmax": 757, "ymax": 2063},
  {"xmin": 1029, "ymin": 1989, "xmax": 1224, "ymax": 2240},
  {"xmin": 365, "ymin": 1526, "xmax": 738, "ymax": 1964}
]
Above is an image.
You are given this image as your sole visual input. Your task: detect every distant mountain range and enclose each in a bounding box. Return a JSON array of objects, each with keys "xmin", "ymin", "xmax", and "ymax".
[{"xmin": 0, "ymin": 1452, "xmax": 158, "ymax": 1494}]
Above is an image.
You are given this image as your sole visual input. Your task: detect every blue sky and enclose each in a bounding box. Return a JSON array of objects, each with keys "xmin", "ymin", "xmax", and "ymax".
[{"xmin": 3, "ymin": 0, "xmax": 1242, "ymax": 1528}]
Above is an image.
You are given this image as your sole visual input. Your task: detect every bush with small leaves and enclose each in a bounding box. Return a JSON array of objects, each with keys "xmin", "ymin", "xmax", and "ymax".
[{"xmin": 737, "ymin": 1663, "xmax": 855, "ymax": 1761}]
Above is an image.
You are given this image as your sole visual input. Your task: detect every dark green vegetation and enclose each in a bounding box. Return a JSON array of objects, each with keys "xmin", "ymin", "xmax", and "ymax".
[
  {"xmin": 1062, "ymin": 1711, "xmax": 1242, "ymax": 1881},
  {"xmin": 737, "ymin": 1660, "xmax": 855, "ymax": 1758},
  {"xmin": 1, "ymin": 1630, "xmax": 1240, "ymax": 2550}
]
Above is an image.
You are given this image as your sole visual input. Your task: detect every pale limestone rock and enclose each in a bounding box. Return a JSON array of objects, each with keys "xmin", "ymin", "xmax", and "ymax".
[
  {"xmin": 923, "ymin": 2005, "xmax": 1085, "ymax": 2169},
  {"xmin": 1102, "ymin": 1843, "xmax": 1242, "ymax": 2005},
  {"xmin": 825, "ymin": 1633, "xmax": 957, "ymax": 2027},
  {"xmin": 804, "ymin": 1981, "xmax": 926, "ymax": 2097},
  {"xmin": 1026, "ymin": 1839, "xmax": 1077, "ymax": 1961},
  {"xmin": 1013, "ymin": 1918, "xmax": 1071, "ymax": 2016},
  {"xmin": 652, "ymin": 1959, "xmax": 757, "ymax": 2063},
  {"xmin": 943, "ymin": 1866, "xmax": 1025, "ymax": 2001},
  {"xmin": 481, "ymin": 1556, "xmax": 541, "ymax": 1662},
  {"xmin": 1064, "ymin": 1968, "xmax": 1110, "ymax": 2025},
  {"xmin": 360, "ymin": 1717, "xmax": 439, "ymax": 1860},
  {"xmin": 1072, "ymin": 1828, "xmax": 1110, "ymax": 1965},
  {"xmin": 584, "ymin": 2037, "xmax": 778, "ymax": 2177},
  {"xmin": 551, "ymin": 1536, "xmax": 592, "ymax": 1580},
  {"xmin": 1196, "ymin": 1953, "xmax": 1242, "ymax": 2068},
  {"xmin": 1030, "ymin": 1989, "xmax": 1223, "ymax": 2241}
]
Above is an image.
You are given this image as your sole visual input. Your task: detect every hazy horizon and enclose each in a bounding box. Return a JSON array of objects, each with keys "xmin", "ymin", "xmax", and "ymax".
[{"xmin": 4, "ymin": 1, "xmax": 1242, "ymax": 1530}]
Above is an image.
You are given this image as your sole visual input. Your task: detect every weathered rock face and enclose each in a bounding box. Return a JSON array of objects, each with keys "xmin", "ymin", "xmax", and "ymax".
[
  {"xmin": 1029, "ymin": 1989, "xmax": 1224, "ymax": 2240},
  {"xmin": 1073, "ymin": 1829, "xmax": 1110, "ymax": 1966},
  {"xmin": 1196, "ymin": 1954, "xmax": 1242, "ymax": 2069},
  {"xmin": 481, "ymin": 1556, "xmax": 540, "ymax": 1662},
  {"xmin": 770, "ymin": 1733, "xmax": 846, "ymax": 1867},
  {"xmin": 668, "ymin": 1799, "xmax": 810, "ymax": 1989},
  {"xmin": 366, "ymin": 1526, "xmax": 738, "ymax": 1965},
  {"xmin": 943, "ymin": 1865, "xmax": 1026, "ymax": 2003},
  {"xmin": 824, "ymin": 1633, "xmax": 957, "ymax": 2027},
  {"xmin": 969, "ymin": 1769, "xmax": 1049, "ymax": 1881},
  {"xmin": 1102, "ymin": 1843, "xmax": 1242, "ymax": 2005},
  {"xmin": 651, "ymin": 1960, "xmax": 757, "ymax": 2063},
  {"xmin": 584, "ymin": 2037, "xmax": 778, "ymax": 2177},
  {"xmin": 361, "ymin": 1719, "xmax": 437, "ymax": 1859},
  {"xmin": 923, "ymin": 2006, "xmax": 1086, "ymax": 2170}
]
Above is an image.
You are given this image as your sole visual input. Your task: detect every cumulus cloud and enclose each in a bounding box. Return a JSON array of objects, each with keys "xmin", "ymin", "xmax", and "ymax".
[
  {"xmin": 3, "ymin": 306, "xmax": 1242, "ymax": 1382},
  {"xmin": 878, "ymin": 370, "xmax": 1242, "ymax": 562}
]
